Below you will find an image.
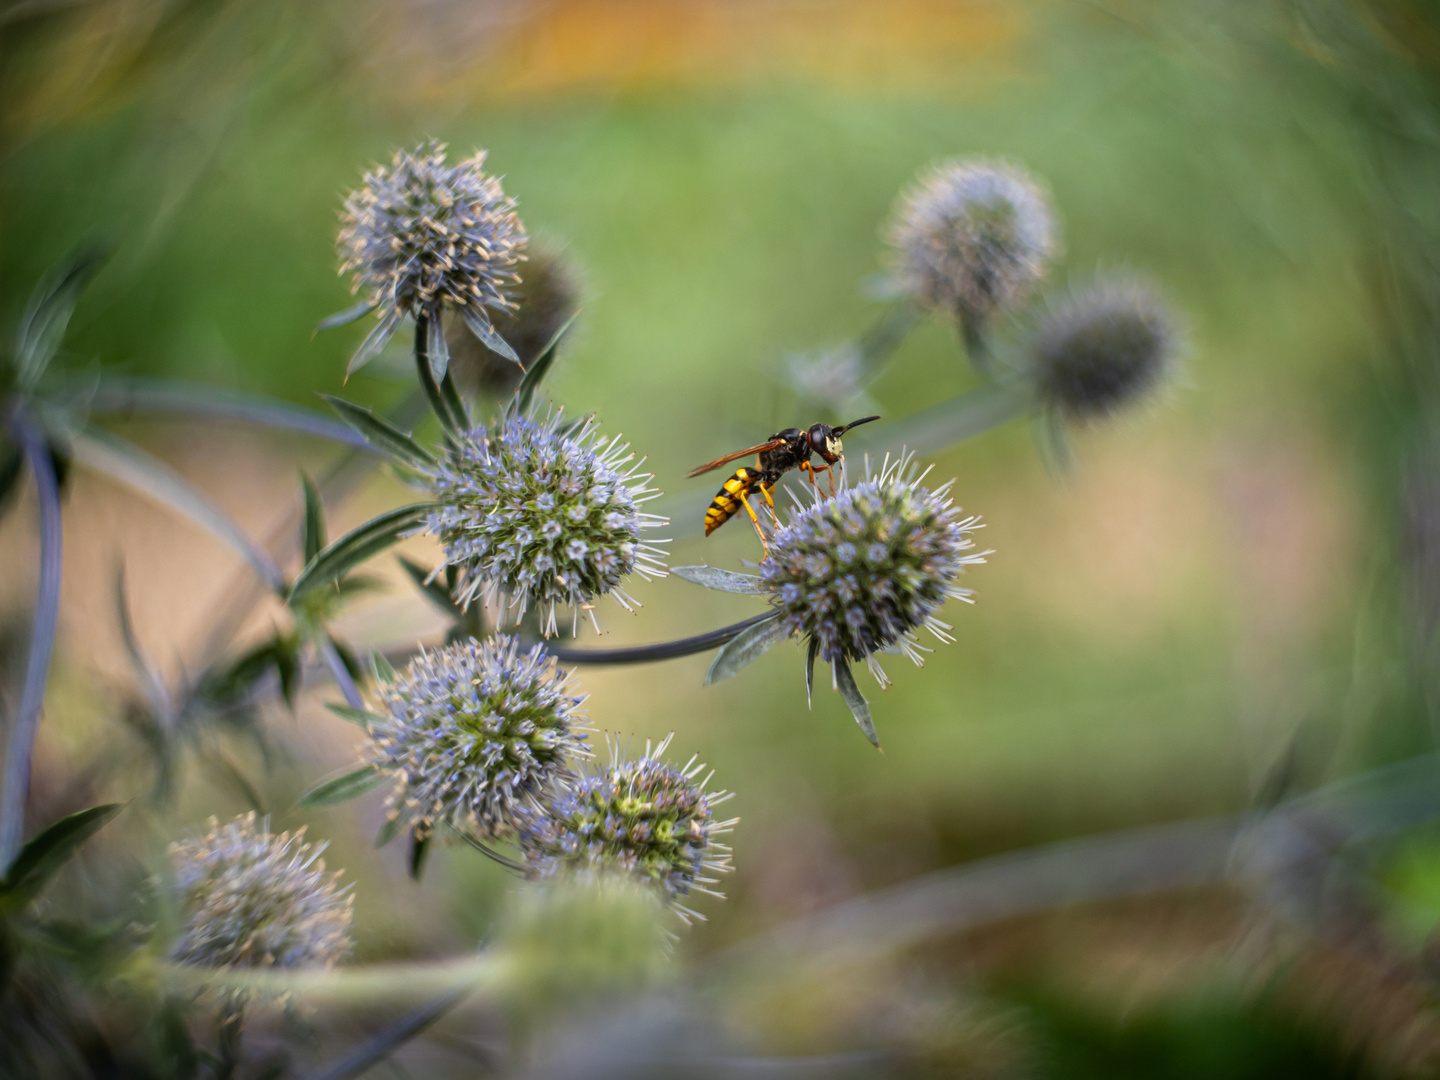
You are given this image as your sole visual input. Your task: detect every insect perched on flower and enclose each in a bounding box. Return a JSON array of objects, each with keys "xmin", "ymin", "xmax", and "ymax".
[{"xmin": 686, "ymin": 416, "xmax": 880, "ymax": 554}]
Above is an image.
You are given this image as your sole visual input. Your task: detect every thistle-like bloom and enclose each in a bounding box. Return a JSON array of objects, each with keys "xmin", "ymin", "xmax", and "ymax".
[
  {"xmin": 519, "ymin": 736, "xmax": 734, "ymax": 918},
  {"xmin": 426, "ymin": 410, "xmax": 668, "ymax": 635},
  {"xmin": 169, "ymin": 813, "xmax": 352, "ymax": 971},
  {"xmin": 1027, "ymin": 275, "xmax": 1179, "ymax": 421},
  {"xmin": 887, "ymin": 159, "xmax": 1058, "ymax": 325},
  {"xmin": 761, "ymin": 453, "xmax": 986, "ymax": 685},
  {"xmin": 369, "ymin": 636, "xmax": 588, "ymax": 836},
  {"xmin": 338, "ymin": 140, "xmax": 527, "ymax": 372}
]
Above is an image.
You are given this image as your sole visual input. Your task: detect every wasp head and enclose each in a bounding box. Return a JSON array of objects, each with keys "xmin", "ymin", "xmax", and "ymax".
[{"xmin": 808, "ymin": 415, "xmax": 881, "ymax": 464}]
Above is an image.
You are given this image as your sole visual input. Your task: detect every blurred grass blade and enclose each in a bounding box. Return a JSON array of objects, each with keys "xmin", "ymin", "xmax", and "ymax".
[
  {"xmin": 462, "ymin": 305, "xmax": 520, "ymax": 364},
  {"xmin": 289, "ymin": 503, "xmax": 437, "ymax": 601},
  {"xmin": 301, "ymin": 473, "xmax": 327, "ymax": 563},
  {"xmin": 347, "ymin": 311, "xmax": 401, "ymax": 378},
  {"xmin": 115, "ymin": 564, "xmax": 174, "ymax": 726},
  {"xmin": 324, "ymin": 703, "xmax": 386, "ymax": 729},
  {"xmin": 672, "ymin": 565, "xmax": 768, "ymax": 595},
  {"xmin": 873, "ymin": 381, "xmax": 1032, "ymax": 458},
  {"xmin": 805, "ymin": 638, "xmax": 819, "ymax": 708},
  {"xmin": 371, "ymin": 650, "xmax": 397, "ymax": 683},
  {"xmin": 303, "ymin": 989, "xmax": 470, "ymax": 1080},
  {"xmin": 1, "ymin": 803, "xmax": 122, "ymax": 905},
  {"xmin": 705, "ymin": 613, "xmax": 787, "ymax": 684},
  {"xmin": 398, "ymin": 556, "xmax": 463, "ymax": 618},
  {"xmin": 65, "ymin": 423, "xmax": 285, "ymax": 592},
  {"xmin": 317, "ymin": 632, "xmax": 364, "ymax": 710},
  {"xmin": 0, "ymin": 412, "xmax": 65, "ymax": 867},
  {"xmin": 316, "ymin": 301, "xmax": 375, "ymax": 334},
  {"xmin": 832, "ymin": 657, "xmax": 879, "ymax": 749},
  {"xmin": 295, "ymin": 765, "xmax": 384, "ymax": 808},
  {"xmin": 513, "ymin": 311, "xmax": 579, "ymax": 413},
  {"xmin": 16, "ymin": 248, "xmax": 104, "ymax": 390},
  {"xmin": 321, "ymin": 395, "xmax": 437, "ymax": 469}
]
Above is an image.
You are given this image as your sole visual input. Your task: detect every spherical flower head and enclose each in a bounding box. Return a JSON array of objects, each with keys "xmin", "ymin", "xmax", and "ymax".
[
  {"xmin": 370, "ymin": 635, "xmax": 588, "ymax": 836},
  {"xmin": 1028, "ymin": 274, "xmax": 1179, "ymax": 421},
  {"xmin": 338, "ymin": 139, "xmax": 526, "ymax": 335},
  {"xmin": 519, "ymin": 736, "xmax": 734, "ymax": 918},
  {"xmin": 425, "ymin": 410, "xmax": 668, "ymax": 636},
  {"xmin": 761, "ymin": 453, "xmax": 986, "ymax": 682},
  {"xmin": 169, "ymin": 813, "xmax": 352, "ymax": 971},
  {"xmin": 887, "ymin": 159, "xmax": 1058, "ymax": 324}
]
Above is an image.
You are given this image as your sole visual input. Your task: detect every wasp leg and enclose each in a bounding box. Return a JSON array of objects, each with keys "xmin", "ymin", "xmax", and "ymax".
[
  {"xmin": 808, "ymin": 461, "xmax": 837, "ymax": 495},
  {"xmin": 760, "ymin": 483, "xmax": 779, "ymax": 528},
  {"xmin": 736, "ymin": 487, "xmax": 770, "ymax": 556}
]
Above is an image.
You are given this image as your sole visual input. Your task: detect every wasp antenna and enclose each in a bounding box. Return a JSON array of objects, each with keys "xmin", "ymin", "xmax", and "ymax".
[{"xmin": 837, "ymin": 415, "xmax": 881, "ymax": 435}]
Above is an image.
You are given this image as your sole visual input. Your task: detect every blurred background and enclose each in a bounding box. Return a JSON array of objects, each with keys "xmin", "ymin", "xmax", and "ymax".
[{"xmin": 6, "ymin": 0, "xmax": 1440, "ymax": 1075}]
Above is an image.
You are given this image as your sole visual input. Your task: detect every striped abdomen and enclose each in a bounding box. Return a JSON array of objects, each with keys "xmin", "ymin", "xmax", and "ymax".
[{"xmin": 704, "ymin": 467, "xmax": 762, "ymax": 536}]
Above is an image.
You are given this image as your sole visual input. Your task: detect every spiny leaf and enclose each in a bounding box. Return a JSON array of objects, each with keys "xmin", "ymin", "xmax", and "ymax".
[
  {"xmin": 512, "ymin": 310, "xmax": 579, "ymax": 413},
  {"xmin": 375, "ymin": 814, "xmax": 405, "ymax": 849},
  {"xmin": 705, "ymin": 613, "xmax": 787, "ymax": 684},
  {"xmin": 301, "ymin": 473, "xmax": 326, "ymax": 563},
  {"xmin": 321, "ymin": 396, "xmax": 437, "ymax": 470},
  {"xmin": 371, "ymin": 650, "xmax": 397, "ymax": 683},
  {"xmin": 672, "ymin": 565, "xmax": 768, "ymax": 595},
  {"xmin": 409, "ymin": 829, "xmax": 430, "ymax": 881},
  {"xmin": 461, "ymin": 305, "xmax": 519, "ymax": 364},
  {"xmin": 426, "ymin": 310, "xmax": 450, "ymax": 384},
  {"xmin": 316, "ymin": 301, "xmax": 375, "ymax": 334},
  {"xmin": 832, "ymin": 657, "xmax": 880, "ymax": 749},
  {"xmin": 346, "ymin": 311, "xmax": 401, "ymax": 378},
  {"xmin": 397, "ymin": 556, "xmax": 463, "ymax": 619},
  {"xmin": 289, "ymin": 503, "xmax": 438, "ymax": 601},
  {"xmin": 295, "ymin": 765, "xmax": 385, "ymax": 809},
  {"xmin": 2, "ymin": 804, "xmax": 122, "ymax": 905},
  {"xmin": 805, "ymin": 638, "xmax": 819, "ymax": 709},
  {"xmin": 324, "ymin": 702, "xmax": 386, "ymax": 729}
]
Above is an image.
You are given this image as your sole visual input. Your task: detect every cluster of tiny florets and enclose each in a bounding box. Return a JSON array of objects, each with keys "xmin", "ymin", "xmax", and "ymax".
[
  {"xmin": 169, "ymin": 813, "xmax": 352, "ymax": 971},
  {"xmin": 338, "ymin": 139, "xmax": 527, "ymax": 347},
  {"xmin": 887, "ymin": 159, "xmax": 1058, "ymax": 324},
  {"xmin": 762, "ymin": 454, "xmax": 986, "ymax": 683},
  {"xmin": 425, "ymin": 411, "xmax": 668, "ymax": 635},
  {"xmin": 370, "ymin": 636, "xmax": 588, "ymax": 836},
  {"xmin": 1027, "ymin": 275, "xmax": 1179, "ymax": 421},
  {"xmin": 519, "ymin": 736, "xmax": 734, "ymax": 918}
]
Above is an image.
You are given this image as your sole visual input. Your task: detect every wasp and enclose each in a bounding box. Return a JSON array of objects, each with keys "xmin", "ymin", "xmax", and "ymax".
[{"xmin": 686, "ymin": 416, "xmax": 881, "ymax": 553}]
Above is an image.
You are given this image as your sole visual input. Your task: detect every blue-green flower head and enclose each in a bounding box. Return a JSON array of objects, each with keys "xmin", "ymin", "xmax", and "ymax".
[
  {"xmin": 426, "ymin": 410, "xmax": 668, "ymax": 636},
  {"xmin": 338, "ymin": 140, "xmax": 527, "ymax": 361},
  {"xmin": 1028, "ymin": 274, "xmax": 1180, "ymax": 421},
  {"xmin": 887, "ymin": 159, "xmax": 1058, "ymax": 324},
  {"xmin": 761, "ymin": 453, "xmax": 987, "ymax": 685},
  {"xmin": 169, "ymin": 813, "xmax": 353, "ymax": 971},
  {"xmin": 370, "ymin": 635, "xmax": 588, "ymax": 836},
  {"xmin": 519, "ymin": 735, "xmax": 735, "ymax": 920}
]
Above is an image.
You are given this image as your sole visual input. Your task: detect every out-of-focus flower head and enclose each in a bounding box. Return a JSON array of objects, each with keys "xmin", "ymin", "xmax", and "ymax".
[
  {"xmin": 169, "ymin": 813, "xmax": 352, "ymax": 972},
  {"xmin": 425, "ymin": 410, "xmax": 668, "ymax": 636},
  {"xmin": 1026, "ymin": 274, "xmax": 1180, "ymax": 421},
  {"xmin": 369, "ymin": 635, "xmax": 589, "ymax": 837},
  {"xmin": 886, "ymin": 159, "xmax": 1058, "ymax": 326},
  {"xmin": 338, "ymin": 139, "xmax": 527, "ymax": 372},
  {"xmin": 519, "ymin": 735, "xmax": 734, "ymax": 920},
  {"xmin": 761, "ymin": 452, "xmax": 987, "ymax": 686}
]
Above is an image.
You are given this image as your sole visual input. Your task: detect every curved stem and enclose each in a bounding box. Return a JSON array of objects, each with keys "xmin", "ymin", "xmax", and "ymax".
[
  {"xmin": 533, "ymin": 611, "xmax": 779, "ymax": 666},
  {"xmin": 0, "ymin": 407, "xmax": 64, "ymax": 867}
]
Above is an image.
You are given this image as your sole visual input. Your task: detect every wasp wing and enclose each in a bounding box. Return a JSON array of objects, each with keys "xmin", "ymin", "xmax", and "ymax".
[{"xmin": 685, "ymin": 439, "xmax": 787, "ymax": 479}]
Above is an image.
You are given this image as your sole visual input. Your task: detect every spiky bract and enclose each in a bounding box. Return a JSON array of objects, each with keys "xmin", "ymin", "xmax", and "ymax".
[
  {"xmin": 519, "ymin": 736, "xmax": 734, "ymax": 917},
  {"xmin": 762, "ymin": 454, "xmax": 986, "ymax": 682},
  {"xmin": 338, "ymin": 140, "xmax": 527, "ymax": 360},
  {"xmin": 169, "ymin": 813, "xmax": 352, "ymax": 971},
  {"xmin": 1028, "ymin": 275, "xmax": 1179, "ymax": 420},
  {"xmin": 887, "ymin": 159, "xmax": 1057, "ymax": 324},
  {"xmin": 426, "ymin": 411, "xmax": 668, "ymax": 635},
  {"xmin": 370, "ymin": 636, "xmax": 588, "ymax": 836}
]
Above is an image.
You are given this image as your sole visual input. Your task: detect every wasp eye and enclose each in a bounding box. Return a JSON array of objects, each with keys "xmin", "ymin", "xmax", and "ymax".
[{"xmin": 807, "ymin": 425, "xmax": 829, "ymax": 454}]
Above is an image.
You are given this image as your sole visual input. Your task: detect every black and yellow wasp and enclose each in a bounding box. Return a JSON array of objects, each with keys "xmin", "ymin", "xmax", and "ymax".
[{"xmin": 686, "ymin": 416, "xmax": 881, "ymax": 553}]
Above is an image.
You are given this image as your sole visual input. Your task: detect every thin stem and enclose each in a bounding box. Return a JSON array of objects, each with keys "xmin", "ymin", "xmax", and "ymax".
[
  {"xmin": 857, "ymin": 303, "xmax": 920, "ymax": 369},
  {"xmin": 302, "ymin": 988, "xmax": 472, "ymax": 1080},
  {"xmin": 316, "ymin": 633, "xmax": 364, "ymax": 710},
  {"xmin": 534, "ymin": 611, "xmax": 779, "ymax": 665},
  {"xmin": 0, "ymin": 407, "xmax": 63, "ymax": 867},
  {"xmin": 445, "ymin": 822, "xmax": 527, "ymax": 873}
]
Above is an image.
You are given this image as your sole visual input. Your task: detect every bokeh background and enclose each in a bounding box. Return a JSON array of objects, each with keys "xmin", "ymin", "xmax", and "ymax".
[{"xmin": 7, "ymin": 0, "xmax": 1440, "ymax": 1074}]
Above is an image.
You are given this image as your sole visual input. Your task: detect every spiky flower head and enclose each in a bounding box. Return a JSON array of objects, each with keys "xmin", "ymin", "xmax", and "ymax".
[
  {"xmin": 369, "ymin": 635, "xmax": 588, "ymax": 837},
  {"xmin": 887, "ymin": 159, "xmax": 1058, "ymax": 325},
  {"xmin": 338, "ymin": 140, "xmax": 527, "ymax": 367},
  {"xmin": 762, "ymin": 453, "xmax": 986, "ymax": 684},
  {"xmin": 425, "ymin": 410, "xmax": 668, "ymax": 636},
  {"xmin": 519, "ymin": 735, "xmax": 734, "ymax": 919},
  {"xmin": 169, "ymin": 813, "xmax": 352, "ymax": 971},
  {"xmin": 1027, "ymin": 275, "xmax": 1179, "ymax": 421}
]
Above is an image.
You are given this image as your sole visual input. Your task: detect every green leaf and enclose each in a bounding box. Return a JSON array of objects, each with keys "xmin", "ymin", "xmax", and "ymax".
[
  {"xmin": 63, "ymin": 423, "xmax": 285, "ymax": 592},
  {"xmin": 705, "ymin": 613, "xmax": 787, "ymax": 684},
  {"xmin": 320, "ymin": 395, "xmax": 438, "ymax": 470},
  {"xmin": 301, "ymin": 473, "xmax": 326, "ymax": 563},
  {"xmin": 512, "ymin": 311, "xmax": 578, "ymax": 413},
  {"xmin": 295, "ymin": 765, "xmax": 385, "ymax": 808},
  {"xmin": 1, "ymin": 804, "xmax": 122, "ymax": 905},
  {"xmin": 324, "ymin": 702, "xmax": 386, "ymax": 729},
  {"xmin": 316, "ymin": 301, "xmax": 375, "ymax": 334},
  {"xmin": 832, "ymin": 657, "xmax": 880, "ymax": 749},
  {"xmin": 672, "ymin": 565, "xmax": 768, "ymax": 595},
  {"xmin": 375, "ymin": 814, "xmax": 405, "ymax": 849},
  {"xmin": 346, "ymin": 310, "xmax": 401, "ymax": 377},
  {"xmin": 805, "ymin": 637, "xmax": 819, "ymax": 709},
  {"xmin": 397, "ymin": 556, "xmax": 463, "ymax": 619},
  {"xmin": 461, "ymin": 305, "xmax": 520, "ymax": 364},
  {"xmin": 288, "ymin": 503, "xmax": 438, "ymax": 601},
  {"xmin": 409, "ymin": 828, "xmax": 431, "ymax": 881},
  {"xmin": 371, "ymin": 650, "xmax": 397, "ymax": 683},
  {"xmin": 425, "ymin": 309, "xmax": 450, "ymax": 384},
  {"xmin": 16, "ymin": 248, "xmax": 105, "ymax": 390}
]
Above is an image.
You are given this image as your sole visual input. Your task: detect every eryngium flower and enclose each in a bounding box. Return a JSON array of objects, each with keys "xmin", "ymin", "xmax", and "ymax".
[
  {"xmin": 887, "ymin": 159, "xmax": 1057, "ymax": 324},
  {"xmin": 762, "ymin": 453, "xmax": 986, "ymax": 683},
  {"xmin": 369, "ymin": 636, "xmax": 588, "ymax": 836},
  {"xmin": 169, "ymin": 813, "xmax": 352, "ymax": 971},
  {"xmin": 338, "ymin": 140, "xmax": 527, "ymax": 365},
  {"xmin": 1027, "ymin": 275, "xmax": 1179, "ymax": 421},
  {"xmin": 426, "ymin": 410, "xmax": 668, "ymax": 635},
  {"xmin": 447, "ymin": 246, "xmax": 581, "ymax": 397},
  {"xmin": 519, "ymin": 736, "xmax": 734, "ymax": 917}
]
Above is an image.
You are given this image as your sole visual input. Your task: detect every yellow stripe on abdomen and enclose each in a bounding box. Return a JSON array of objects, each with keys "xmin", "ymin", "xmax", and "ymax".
[{"xmin": 703, "ymin": 469, "xmax": 756, "ymax": 536}]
